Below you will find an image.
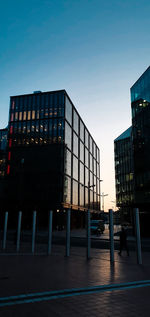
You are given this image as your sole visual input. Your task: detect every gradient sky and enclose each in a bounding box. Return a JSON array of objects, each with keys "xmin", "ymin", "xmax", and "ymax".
[{"xmin": 1, "ymin": 0, "xmax": 150, "ymax": 211}]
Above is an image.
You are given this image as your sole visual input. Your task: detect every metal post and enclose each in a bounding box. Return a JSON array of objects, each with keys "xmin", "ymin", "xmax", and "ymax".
[
  {"xmin": 3, "ymin": 212, "xmax": 8, "ymax": 250},
  {"xmin": 134, "ymin": 208, "xmax": 142, "ymax": 265},
  {"xmin": 16, "ymin": 211, "xmax": 22, "ymax": 252},
  {"xmin": 87, "ymin": 209, "xmax": 91, "ymax": 259},
  {"xmin": 48, "ymin": 210, "xmax": 53, "ymax": 255},
  {"xmin": 66, "ymin": 209, "xmax": 71, "ymax": 257},
  {"xmin": 109, "ymin": 209, "xmax": 114, "ymax": 264},
  {"xmin": 32, "ymin": 211, "xmax": 36, "ymax": 254}
]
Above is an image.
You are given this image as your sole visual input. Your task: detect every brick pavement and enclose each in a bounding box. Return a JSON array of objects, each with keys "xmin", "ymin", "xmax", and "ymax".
[{"xmin": 0, "ymin": 246, "xmax": 150, "ymax": 316}]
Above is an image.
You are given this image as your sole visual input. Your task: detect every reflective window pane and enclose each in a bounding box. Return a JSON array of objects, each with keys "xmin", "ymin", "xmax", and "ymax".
[
  {"xmin": 65, "ymin": 122, "xmax": 72, "ymax": 150},
  {"xmin": 73, "ymin": 133, "xmax": 78, "ymax": 156},
  {"xmin": 65, "ymin": 96, "xmax": 72, "ymax": 124},
  {"xmin": 80, "ymin": 185, "xmax": 84, "ymax": 207},
  {"xmin": 64, "ymin": 176, "xmax": 71, "ymax": 204},
  {"xmin": 73, "ymin": 156, "xmax": 78, "ymax": 181},
  {"xmin": 80, "ymin": 162, "xmax": 84, "ymax": 184},
  {"xmin": 85, "ymin": 148, "xmax": 89, "ymax": 167},
  {"xmin": 72, "ymin": 180, "xmax": 78, "ymax": 205},
  {"xmin": 65, "ymin": 149, "xmax": 71, "ymax": 176},
  {"xmin": 80, "ymin": 141, "xmax": 84, "ymax": 162},
  {"xmin": 80, "ymin": 120, "xmax": 84, "ymax": 142},
  {"xmin": 73, "ymin": 110, "xmax": 79, "ymax": 134},
  {"xmin": 85, "ymin": 129, "xmax": 89, "ymax": 148},
  {"xmin": 85, "ymin": 167, "xmax": 89, "ymax": 186}
]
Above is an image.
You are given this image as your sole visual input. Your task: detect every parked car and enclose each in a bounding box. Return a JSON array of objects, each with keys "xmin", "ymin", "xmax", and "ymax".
[{"xmin": 90, "ymin": 220, "xmax": 105, "ymax": 235}]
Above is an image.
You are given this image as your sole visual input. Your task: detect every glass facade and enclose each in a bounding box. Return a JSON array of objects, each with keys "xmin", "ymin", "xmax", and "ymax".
[
  {"xmin": 131, "ymin": 66, "xmax": 150, "ymax": 103},
  {"xmin": 64, "ymin": 93, "xmax": 101, "ymax": 211},
  {"xmin": 131, "ymin": 67, "xmax": 150, "ymax": 208},
  {"xmin": 6, "ymin": 89, "xmax": 100, "ymax": 213},
  {"xmin": 9, "ymin": 91, "xmax": 65, "ymax": 148},
  {"xmin": 114, "ymin": 127, "xmax": 133, "ymax": 207}
]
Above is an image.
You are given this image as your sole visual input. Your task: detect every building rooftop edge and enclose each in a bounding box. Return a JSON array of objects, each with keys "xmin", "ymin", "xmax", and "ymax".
[
  {"xmin": 130, "ymin": 66, "xmax": 150, "ymax": 90},
  {"xmin": 114, "ymin": 126, "xmax": 132, "ymax": 142},
  {"xmin": 10, "ymin": 89, "xmax": 66, "ymax": 98}
]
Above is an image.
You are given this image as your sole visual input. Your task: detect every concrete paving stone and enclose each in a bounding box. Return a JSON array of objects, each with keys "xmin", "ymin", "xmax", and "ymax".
[{"xmin": 0, "ymin": 247, "xmax": 150, "ymax": 316}]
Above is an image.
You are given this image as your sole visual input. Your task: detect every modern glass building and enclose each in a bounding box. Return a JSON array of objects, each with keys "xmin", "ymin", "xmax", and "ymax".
[
  {"xmin": 114, "ymin": 127, "xmax": 133, "ymax": 223},
  {"xmin": 4, "ymin": 90, "xmax": 100, "ymax": 226},
  {"xmin": 114, "ymin": 66, "xmax": 150, "ymax": 235},
  {"xmin": 130, "ymin": 67, "xmax": 150, "ymax": 235},
  {"xmin": 131, "ymin": 67, "xmax": 150, "ymax": 207}
]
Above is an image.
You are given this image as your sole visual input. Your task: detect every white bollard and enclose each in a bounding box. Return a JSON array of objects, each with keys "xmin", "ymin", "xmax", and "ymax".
[
  {"xmin": 3, "ymin": 212, "xmax": 8, "ymax": 250},
  {"xmin": 87, "ymin": 209, "xmax": 91, "ymax": 259},
  {"xmin": 66, "ymin": 209, "xmax": 71, "ymax": 257},
  {"xmin": 32, "ymin": 211, "xmax": 36, "ymax": 254},
  {"xmin": 109, "ymin": 209, "xmax": 114, "ymax": 264},
  {"xmin": 16, "ymin": 211, "xmax": 22, "ymax": 252},
  {"xmin": 48, "ymin": 210, "xmax": 53, "ymax": 255},
  {"xmin": 134, "ymin": 208, "xmax": 142, "ymax": 265}
]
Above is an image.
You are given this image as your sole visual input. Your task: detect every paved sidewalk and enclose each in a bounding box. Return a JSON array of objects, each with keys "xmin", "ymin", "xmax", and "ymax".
[{"xmin": 0, "ymin": 246, "xmax": 150, "ymax": 316}]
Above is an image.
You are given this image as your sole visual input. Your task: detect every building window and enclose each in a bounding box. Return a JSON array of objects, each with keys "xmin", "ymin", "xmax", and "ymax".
[
  {"xmin": 85, "ymin": 187, "xmax": 88, "ymax": 208},
  {"xmin": 73, "ymin": 133, "xmax": 78, "ymax": 156},
  {"xmin": 80, "ymin": 141, "xmax": 84, "ymax": 162},
  {"xmin": 94, "ymin": 159, "xmax": 96, "ymax": 175},
  {"xmin": 65, "ymin": 149, "xmax": 71, "ymax": 176},
  {"xmin": 97, "ymin": 163, "xmax": 100, "ymax": 178},
  {"xmin": 58, "ymin": 119, "xmax": 64, "ymax": 139},
  {"xmin": 15, "ymin": 112, "xmax": 18, "ymax": 121},
  {"xmin": 65, "ymin": 122, "xmax": 72, "ymax": 150},
  {"xmin": 85, "ymin": 167, "xmax": 89, "ymax": 186},
  {"xmin": 27, "ymin": 111, "xmax": 31, "ymax": 120},
  {"xmin": 90, "ymin": 190, "xmax": 93, "ymax": 209},
  {"xmin": 23, "ymin": 111, "xmax": 27, "ymax": 120},
  {"xmin": 27, "ymin": 122, "xmax": 30, "ymax": 133},
  {"xmin": 90, "ymin": 172, "xmax": 93, "ymax": 186},
  {"xmin": 23, "ymin": 123, "xmax": 26, "ymax": 133},
  {"xmin": 49, "ymin": 108, "xmax": 53, "ymax": 117},
  {"xmin": 73, "ymin": 110, "xmax": 79, "ymax": 134},
  {"xmin": 10, "ymin": 113, "xmax": 14, "ymax": 122},
  {"xmin": 72, "ymin": 180, "xmax": 78, "ymax": 205},
  {"xmin": 36, "ymin": 122, "xmax": 39, "ymax": 132},
  {"xmin": 85, "ymin": 129, "xmax": 89, "ymax": 148},
  {"xmin": 73, "ymin": 156, "xmax": 78, "ymax": 181},
  {"xmin": 64, "ymin": 176, "xmax": 71, "ymax": 204},
  {"xmin": 97, "ymin": 178, "xmax": 100, "ymax": 195},
  {"xmin": 80, "ymin": 162, "xmax": 84, "ymax": 184},
  {"xmin": 90, "ymin": 154, "xmax": 93, "ymax": 171},
  {"xmin": 32, "ymin": 110, "xmax": 35, "ymax": 120},
  {"xmin": 65, "ymin": 96, "xmax": 72, "ymax": 124},
  {"xmin": 80, "ymin": 185, "xmax": 84, "ymax": 207},
  {"xmin": 31, "ymin": 122, "xmax": 35, "ymax": 132},
  {"xmin": 53, "ymin": 119, "xmax": 57, "ymax": 136},
  {"xmin": 44, "ymin": 120, "xmax": 48, "ymax": 133},
  {"xmin": 90, "ymin": 137, "xmax": 93, "ymax": 154},
  {"xmin": 49, "ymin": 120, "xmax": 53, "ymax": 136},
  {"xmin": 45, "ymin": 109, "xmax": 48, "ymax": 117},
  {"xmin": 80, "ymin": 120, "xmax": 84, "ymax": 142},
  {"xmin": 19, "ymin": 112, "xmax": 22, "ymax": 121}
]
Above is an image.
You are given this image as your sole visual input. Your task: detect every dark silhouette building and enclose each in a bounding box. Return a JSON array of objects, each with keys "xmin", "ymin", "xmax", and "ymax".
[
  {"xmin": 114, "ymin": 66, "xmax": 150, "ymax": 235},
  {"xmin": 114, "ymin": 127, "xmax": 134, "ymax": 224},
  {"xmin": 1, "ymin": 90, "xmax": 101, "ymax": 227},
  {"xmin": 131, "ymin": 67, "xmax": 150, "ymax": 235}
]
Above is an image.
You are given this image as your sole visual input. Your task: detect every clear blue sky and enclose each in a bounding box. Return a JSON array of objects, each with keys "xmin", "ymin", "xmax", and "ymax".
[{"xmin": 1, "ymin": 0, "xmax": 150, "ymax": 210}]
